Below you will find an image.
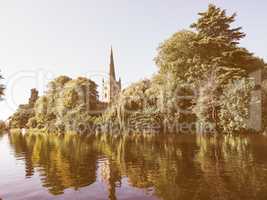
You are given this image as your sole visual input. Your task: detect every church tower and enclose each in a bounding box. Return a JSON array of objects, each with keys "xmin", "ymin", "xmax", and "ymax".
[{"xmin": 102, "ymin": 47, "xmax": 121, "ymax": 103}]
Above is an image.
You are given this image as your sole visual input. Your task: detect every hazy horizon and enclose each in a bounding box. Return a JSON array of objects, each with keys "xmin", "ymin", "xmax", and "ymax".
[{"xmin": 0, "ymin": 0, "xmax": 267, "ymax": 120}]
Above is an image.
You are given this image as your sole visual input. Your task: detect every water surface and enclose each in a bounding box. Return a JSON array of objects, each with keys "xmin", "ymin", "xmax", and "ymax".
[{"xmin": 1, "ymin": 132, "xmax": 267, "ymax": 200}]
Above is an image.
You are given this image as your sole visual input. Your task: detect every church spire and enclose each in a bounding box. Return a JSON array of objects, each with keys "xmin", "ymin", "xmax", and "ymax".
[
  {"xmin": 109, "ymin": 46, "xmax": 116, "ymax": 80},
  {"xmin": 101, "ymin": 46, "xmax": 121, "ymax": 103}
]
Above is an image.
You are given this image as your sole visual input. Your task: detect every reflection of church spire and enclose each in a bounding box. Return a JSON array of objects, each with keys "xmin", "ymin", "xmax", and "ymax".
[
  {"xmin": 99, "ymin": 159, "xmax": 121, "ymax": 200},
  {"xmin": 108, "ymin": 176, "xmax": 117, "ymax": 200}
]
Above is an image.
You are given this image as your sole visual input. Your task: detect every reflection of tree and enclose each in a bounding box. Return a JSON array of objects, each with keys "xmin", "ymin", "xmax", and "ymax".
[
  {"xmin": 96, "ymin": 134, "xmax": 201, "ymax": 200},
  {"xmin": 0, "ymin": 131, "xmax": 5, "ymax": 139},
  {"xmin": 97, "ymin": 133, "xmax": 267, "ymax": 200},
  {"xmin": 9, "ymin": 133, "xmax": 98, "ymax": 195},
  {"xmin": 8, "ymin": 133, "xmax": 35, "ymax": 178},
  {"xmin": 195, "ymin": 134, "xmax": 267, "ymax": 200},
  {"xmin": 8, "ymin": 132, "xmax": 267, "ymax": 199}
]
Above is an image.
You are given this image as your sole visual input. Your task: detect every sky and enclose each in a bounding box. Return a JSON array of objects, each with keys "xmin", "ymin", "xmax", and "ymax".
[{"xmin": 0, "ymin": 0, "xmax": 267, "ymax": 120}]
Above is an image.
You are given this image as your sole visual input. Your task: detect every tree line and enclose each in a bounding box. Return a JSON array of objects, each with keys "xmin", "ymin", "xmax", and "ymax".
[{"xmin": 6, "ymin": 4, "xmax": 267, "ymax": 134}]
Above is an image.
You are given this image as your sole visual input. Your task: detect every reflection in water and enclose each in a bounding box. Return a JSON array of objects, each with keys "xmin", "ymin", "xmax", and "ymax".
[
  {"xmin": 9, "ymin": 133, "xmax": 98, "ymax": 195},
  {"xmin": 2, "ymin": 132, "xmax": 267, "ymax": 200}
]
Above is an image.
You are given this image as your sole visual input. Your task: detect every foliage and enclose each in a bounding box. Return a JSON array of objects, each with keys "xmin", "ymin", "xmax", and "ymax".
[
  {"xmin": 9, "ymin": 89, "xmax": 39, "ymax": 129},
  {"xmin": 9, "ymin": 76, "xmax": 101, "ymax": 133},
  {"xmin": 0, "ymin": 70, "xmax": 4, "ymax": 100},
  {"xmin": 191, "ymin": 4, "xmax": 245, "ymax": 44},
  {"xmin": 29, "ymin": 76, "xmax": 101, "ymax": 133},
  {"xmin": 102, "ymin": 4, "xmax": 266, "ymax": 134},
  {"xmin": 154, "ymin": 4, "xmax": 265, "ymax": 133},
  {"xmin": 190, "ymin": 4, "xmax": 264, "ymax": 73},
  {"xmin": 155, "ymin": 30, "xmax": 197, "ymax": 78},
  {"xmin": 0, "ymin": 120, "xmax": 6, "ymax": 131},
  {"xmin": 155, "ymin": 4, "xmax": 264, "ymax": 83},
  {"xmin": 218, "ymin": 78, "xmax": 254, "ymax": 133},
  {"xmin": 102, "ymin": 74, "xmax": 196, "ymax": 132},
  {"xmin": 102, "ymin": 79, "xmax": 160, "ymax": 130},
  {"xmin": 7, "ymin": 4, "xmax": 267, "ymax": 134},
  {"xmin": 193, "ymin": 73, "xmax": 220, "ymax": 132},
  {"xmin": 10, "ymin": 104, "xmax": 35, "ymax": 128}
]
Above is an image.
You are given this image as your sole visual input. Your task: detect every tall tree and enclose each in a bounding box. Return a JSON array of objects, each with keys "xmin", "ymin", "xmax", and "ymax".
[
  {"xmin": 191, "ymin": 4, "xmax": 245, "ymax": 44},
  {"xmin": 155, "ymin": 4, "xmax": 266, "ymax": 133},
  {"xmin": 190, "ymin": 4, "xmax": 265, "ymax": 132},
  {"xmin": 190, "ymin": 4, "xmax": 264, "ymax": 73}
]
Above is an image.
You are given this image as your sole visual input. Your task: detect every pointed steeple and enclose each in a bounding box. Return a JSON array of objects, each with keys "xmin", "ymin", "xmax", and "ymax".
[
  {"xmin": 109, "ymin": 46, "xmax": 116, "ymax": 80},
  {"xmin": 101, "ymin": 46, "xmax": 121, "ymax": 103}
]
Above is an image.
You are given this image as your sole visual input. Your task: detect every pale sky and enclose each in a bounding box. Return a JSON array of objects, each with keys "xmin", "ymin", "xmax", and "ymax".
[{"xmin": 0, "ymin": 0, "xmax": 267, "ymax": 120}]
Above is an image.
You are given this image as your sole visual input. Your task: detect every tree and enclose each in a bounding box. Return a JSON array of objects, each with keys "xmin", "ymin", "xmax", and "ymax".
[
  {"xmin": 28, "ymin": 76, "xmax": 100, "ymax": 133},
  {"xmin": 154, "ymin": 4, "xmax": 265, "ymax": 133},
  {"xmin": 0, "ymin": 71, "xmax": 4, "ymax": 100},
  {"xmin": 191, "ymin": 4, "xmax": 245, "ymax": 44},
  {"xmin": 155, "ymin": 30, "xmax": 197, "ymax": 79},
  {"xmin": 9, "ymin": 88, "xmax": 39, "ymax": 129},
  {"xmin": 190, "ymin": 4, "xmax": 264, "ymax": 73},
  {"xmin": 156, "ymin": 4, "xmax": 264, "ymax": 82},
  {"xmin": 189, "ymin": 4, "xmax": 265, "ymax": 132}
]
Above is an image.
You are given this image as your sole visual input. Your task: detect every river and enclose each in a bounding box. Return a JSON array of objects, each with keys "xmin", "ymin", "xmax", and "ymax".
[{"xmin": 1, "ymin": 132, "xmax": 267, "ymax": 200}]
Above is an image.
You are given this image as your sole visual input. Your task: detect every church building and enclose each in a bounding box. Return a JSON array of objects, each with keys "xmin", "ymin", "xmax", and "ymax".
[{"xmin": 101, "ymin": 47, "xmax": 121, "ymax": 103}]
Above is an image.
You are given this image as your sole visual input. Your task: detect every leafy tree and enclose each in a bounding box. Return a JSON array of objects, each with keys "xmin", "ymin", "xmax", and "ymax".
[
  {"xmin": 156, "ymin": 4, "xmax": 264, "ymax": 82},
  {"xmin": 191, "ymin": 4, "xmax": 245, "ymax": 44},
  {"xmin": 63, "ymin": 88, "xmax": 79, "ymax": 108},
  {"xmin": 154, "ymin": 4, "xmax": 265, "ymax": 133},
  {"xmin": 29, "ymin": 76, "xmax": 100, "ymax": 133},
  {"xmin": 190, "ymin": 4, "xmax": 264, "ymax": 73},
  {"xmin": 189, "ymin": 4, "xmax": 265, "ymax": 132},
  {"xmin": 155, "ymin": 30, "xmax": 197, "ymax": 79},
  {"xmin": 9, "ymin": 104, "xmax": 35, "ymax": 128},
  {"xmin": 9, "ymin": 89, "xmax": 39, "ymax": 129}
]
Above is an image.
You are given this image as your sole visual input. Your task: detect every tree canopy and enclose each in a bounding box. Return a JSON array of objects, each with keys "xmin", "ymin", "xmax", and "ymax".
[{"xmin": 28, "ymin": 76, "xmax": 100, "ymax": 133}]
